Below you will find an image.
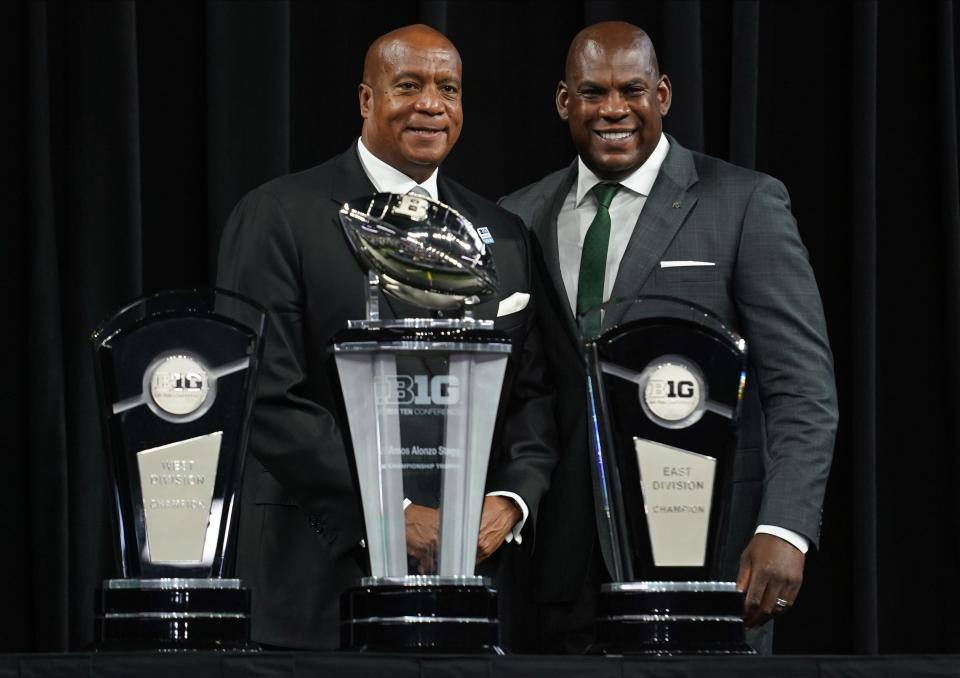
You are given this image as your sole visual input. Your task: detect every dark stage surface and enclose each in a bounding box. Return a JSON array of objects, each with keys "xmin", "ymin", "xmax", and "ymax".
[{"xmin": 3, "ymin": 652, "xmax": 960, "ymax": 678}]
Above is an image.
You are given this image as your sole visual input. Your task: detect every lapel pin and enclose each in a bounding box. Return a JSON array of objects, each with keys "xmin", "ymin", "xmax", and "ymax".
[
  {"xmin": 672, "ymin": 201, "xmax": 681, "ymax": 209},
  {"xmin": 477, "ymin": 226, "xmax": 495, "ymax": 245}
]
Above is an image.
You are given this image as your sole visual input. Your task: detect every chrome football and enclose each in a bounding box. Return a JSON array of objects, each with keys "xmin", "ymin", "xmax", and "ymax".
[{"xmin": 339, "ymin": 192, "xmax": 498, "ymax": 310}]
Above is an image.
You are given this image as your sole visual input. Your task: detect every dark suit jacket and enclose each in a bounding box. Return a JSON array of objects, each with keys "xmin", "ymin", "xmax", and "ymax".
[
  {"xmin": 216, "ymin": 143, "xmax": 556, "ymax": 648},
  {"xmin": 500, "ymin": 136, "xmax": 838, "ymax": 603}
]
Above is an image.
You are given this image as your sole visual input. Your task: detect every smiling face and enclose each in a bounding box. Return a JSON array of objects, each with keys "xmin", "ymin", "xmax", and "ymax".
[
  {"xmin": 359, "ymin": 26, "xmax": 463, "ymax": 183},
  {"xmin": 557, "ymin": 24, "xmax": 672, "ymax": 181}
]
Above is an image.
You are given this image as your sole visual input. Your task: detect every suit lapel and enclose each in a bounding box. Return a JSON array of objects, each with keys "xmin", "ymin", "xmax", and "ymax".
[
  {"xmin": 328, "ymin": 143, "xmax": 409, "ymax": 320},
  {"xmin": 604, "ymin": 140, "xmax": 700, "ymax": 329},
  {"xmin": 529, "ymin": 162, "xmax": 579, "ymax": 341}
]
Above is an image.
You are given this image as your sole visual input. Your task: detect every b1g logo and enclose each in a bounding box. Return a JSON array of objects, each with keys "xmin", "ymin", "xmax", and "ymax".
[
  {"xmin": 640, "ymin": 358, "xmax": 705, "ymax": 427},
  {"xmin": 646, "ymin": 378, "xmax": 697, "ymax": 399},
  {"xmin": 374, "ymin": 375, "xmax": 460, "ymax": 406},
  {"xmin": 149, "ymin": 354, "xmax": 210, "ymax": 416},
  {"xmin": 153, "ymin": 372, "xmax": 204, "ymax": 392}
]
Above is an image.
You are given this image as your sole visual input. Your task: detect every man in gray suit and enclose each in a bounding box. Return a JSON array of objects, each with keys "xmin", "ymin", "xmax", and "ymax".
[{"xmin": 500, "ymin": 21, "xmax": 838, "ymax": 653}]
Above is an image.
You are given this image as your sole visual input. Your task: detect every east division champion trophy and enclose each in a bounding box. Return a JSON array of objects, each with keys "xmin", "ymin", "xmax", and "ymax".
[
  {"xmin": 581, "ymin": 296, "xmax": 752, "ymax": 654},
  {"xmin": 91, "ymin": 289, "xmax": 266, "ymax": 650},
  {"xmin": 335, "ymin": 193, "xmax": 510, "ymax": 653}
]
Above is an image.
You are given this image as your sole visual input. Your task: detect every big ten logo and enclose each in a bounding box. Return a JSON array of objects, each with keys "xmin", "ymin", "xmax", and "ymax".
[
  {"xmin": 148, "ymin": 354, "xmax": 211, "ymax": 417},
  {"xmin": 641, "ymin": 359, "xmax": 703, "ymax": 425},
  {"xmin": 374, "ymin": 375, "xmax": 460, "ymax": 406},
  {"xmin": 646, "ymin": 379, "xmax": 696, "ymax": 399},
  {"xmin": 153, "ymin": 371, "xmax": 204, "ymax": 392}
]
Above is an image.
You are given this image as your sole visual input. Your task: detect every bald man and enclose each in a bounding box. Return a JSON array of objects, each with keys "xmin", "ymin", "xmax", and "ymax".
[
  {"xmin": 217, "ymin": 25, "xmax": 556, "ymax": 649},
  {"xmin": 500, "ymin": 22, "xmax": 837, "ymax": 653}
]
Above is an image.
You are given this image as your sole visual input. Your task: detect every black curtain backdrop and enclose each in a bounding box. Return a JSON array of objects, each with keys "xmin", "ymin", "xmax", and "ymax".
[{"xmin": 3, "ymin": 0, "xmax": 959, "ymax": 655}]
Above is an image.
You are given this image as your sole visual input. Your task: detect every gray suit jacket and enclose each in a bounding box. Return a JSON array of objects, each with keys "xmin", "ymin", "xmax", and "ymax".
[{"xmin": 500, "ymin": 136, "xmax": 838, "ymax": 602}]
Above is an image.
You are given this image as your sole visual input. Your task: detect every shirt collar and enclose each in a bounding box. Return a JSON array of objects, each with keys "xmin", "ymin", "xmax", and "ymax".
[
  {"xmin": 575, "ymin": 132, "xmax": 670, "ymax": 206},
  {"xmin": 356, "ymin": 137, "xmax": 440, "ymax": 200}
]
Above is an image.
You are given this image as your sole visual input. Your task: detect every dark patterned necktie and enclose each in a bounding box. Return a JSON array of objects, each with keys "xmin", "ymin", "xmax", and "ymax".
[{"xmin": 576, "ymin": 182, "xmax": 621, "ymax": 337}]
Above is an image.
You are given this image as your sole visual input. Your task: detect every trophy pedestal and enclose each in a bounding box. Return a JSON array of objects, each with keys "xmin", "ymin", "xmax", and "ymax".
[
  {"xmin": 340, "ymin": 577, "xmax": 502, "ymax": 653},
  {"xmin": 95, "ymin": 578, "xmax": 258, "ymax": 651},
  {"xmin": 591, "ymin": 581, "xmax": 753, "ymax": 655}
]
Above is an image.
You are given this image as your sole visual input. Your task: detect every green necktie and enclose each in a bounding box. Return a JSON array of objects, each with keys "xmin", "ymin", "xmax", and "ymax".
[{"xmin": 577, "ymin": 182, "xmax": 621, "ymax": 338}]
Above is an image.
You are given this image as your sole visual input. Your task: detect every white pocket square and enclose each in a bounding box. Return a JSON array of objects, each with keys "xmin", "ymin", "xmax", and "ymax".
[
  {"xmin": 497, "ymin": 292, "xmax": 530, "ymax": 317},
  {"xmin": 660, "ymin": 260, "xmax": 715, "ymax": 268}
]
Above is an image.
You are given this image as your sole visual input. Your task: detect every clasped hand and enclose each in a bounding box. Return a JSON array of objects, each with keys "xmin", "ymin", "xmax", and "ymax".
[
  {"xmin": 403, "ymin": 496, "xmax": 521, "ymax": 573},
  {"xmin": 404, "ymin": 504, "xmax": 440, "ymax": 574}
]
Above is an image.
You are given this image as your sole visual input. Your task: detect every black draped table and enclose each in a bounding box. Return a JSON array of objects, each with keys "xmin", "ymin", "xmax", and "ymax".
[{"xmin": 1, "ymin": 653, "xmax": 959, "ymax": 677}]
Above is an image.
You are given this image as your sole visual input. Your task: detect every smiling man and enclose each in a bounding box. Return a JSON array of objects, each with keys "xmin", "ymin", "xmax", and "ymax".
[
  {"xmin": 216, "ymin": 24, "xmax": 556, "ymax": 649},
  {"xmin": 359, "ymin": 28, "xmax": 462, "ymax": 181},
  {"xmin": 500, "ymin": 22, "xmax": 837, "ymax": 654}
]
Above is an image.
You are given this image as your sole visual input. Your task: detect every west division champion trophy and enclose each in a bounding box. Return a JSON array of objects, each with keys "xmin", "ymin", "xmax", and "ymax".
[
  {"xmin": 91, "ymin": 289, "xmax": 266, "ymax": 650},
  {"xmin": 581, "ymin": 296, "xmax": 752, "ymax": 654},
  {"xmin": 335, "ymin": 193, "xmax": 510, "ymax": 653}
]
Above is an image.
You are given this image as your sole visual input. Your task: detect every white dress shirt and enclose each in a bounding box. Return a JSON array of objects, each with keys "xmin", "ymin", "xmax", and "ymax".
[
  {"xmin": 355, "ymin": 138, "xmax": 529, "ymax": 544},
  {"xmin": 557, "ymin": 133, "xmax": 670, "ymax": 315},
  {"xmin": 557, "ymin": 133, "xmax": 808, "ymax": 554},
  {"xmin": 357, "ymin": 137, "xmax": 440, "ymax": 199}
]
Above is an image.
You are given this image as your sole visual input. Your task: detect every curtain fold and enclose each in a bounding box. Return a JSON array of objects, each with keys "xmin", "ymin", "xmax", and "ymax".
[
  {"xmin": 661, "ymin": 0, "xmax": 704, "ymax": 152},
  {"xmin": 728, "ymin": 1, "xmax": 758, "ymax": 169},
  {"xmin": 26, "ymin": 0, "xmax": 68, "ymax": 653},
  {"xmin": 63, "ymin": 0, "xmax": 143, "ymax": 648},
  {"xmin": 937, "ymin": 0, "xmax": 960, "ymax": 651},
  {"xmin": 850, "ymin": 0, "xmax": 879, "ymax": 655},
  {"xmin": 206, "ymin": 0, "xmax": 291, "ymax": 276},
  {"xmin": 5, "ymin": 0, "xmax": 958, "ymax": 653}
]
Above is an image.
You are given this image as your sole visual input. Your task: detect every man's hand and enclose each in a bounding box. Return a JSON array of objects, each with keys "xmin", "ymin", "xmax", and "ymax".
[
  {"xmin": 736, "ymin": 533, "xmax": 805, "ymax": 628},
  {"xmin": 476, "ymin": 496, "xmax": 522, "ymax": 564},
  {"xmin": 405, "ymin": 504, "xmax": 439, "ymax": 574}
]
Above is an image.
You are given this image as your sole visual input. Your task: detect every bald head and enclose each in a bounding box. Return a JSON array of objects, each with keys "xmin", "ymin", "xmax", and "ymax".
[
  {"xmin": 565, "ymin": 21, "xmax": 659, "ymax": 83},
  {"xmin": 358, "ymin": 24, "xmax": 464, "ymax": 183},
  {"xmin": 556, "ymin": 21, "xmax": 671, "ymax": 181},
  {"xmin": 363, "ymin": 24, "xmax": 461, "ymax": 90}
]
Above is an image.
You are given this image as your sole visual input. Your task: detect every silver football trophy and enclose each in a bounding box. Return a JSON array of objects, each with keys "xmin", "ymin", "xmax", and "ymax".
[
  {"xmin": 91, "ymin": 289, "xmax": 266, "ymax": 650},
  {"xmin": 580, "ymin": 296, "xmax": 753, "ymax": 654},
  {"xmin": 335, "ymin": 193, "xmax": 510, "ymax": 653}
]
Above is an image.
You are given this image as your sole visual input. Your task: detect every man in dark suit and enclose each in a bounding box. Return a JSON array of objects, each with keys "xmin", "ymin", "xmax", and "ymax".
[
  {"xmin": 500, "ymin": 21, "xmax": 838, "ymax": 653},
  {"xmin": 216, "ymin": 24, "xmax": 555, "ymax": 650}
]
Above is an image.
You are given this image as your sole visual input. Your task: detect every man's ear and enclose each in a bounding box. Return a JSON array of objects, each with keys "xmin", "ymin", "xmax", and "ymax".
[
  {"xmin": 359, "ymin": 83, "xmax": 373, "ymax": 119},
  {"xmin": 556, "ymin": 81, "xmax": 569, "ymax": 121},
  {"xmin": 657, "ymin": 74, "xmax": 672, "ymax": 117}
]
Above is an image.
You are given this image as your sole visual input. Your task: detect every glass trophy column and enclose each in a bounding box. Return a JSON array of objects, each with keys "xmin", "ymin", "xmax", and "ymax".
[
  {"xmin": 336, "ymin": 192, "xmax": 509, "ymax": 653},
  {"xmin": 582, "ymin": 296, "xmax": 752, "ymax": 655},
  {"xmin": 91, "ymin": 289, "xmax": 266, "ymax": 650},
  {"xmin": 334, "ymin": 319, "xmax": 509, "ymax": 653}
]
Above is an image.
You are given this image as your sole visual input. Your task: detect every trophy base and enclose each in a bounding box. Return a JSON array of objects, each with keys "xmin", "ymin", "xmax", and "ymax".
[
  {"xmin": 95, "ymin": 578, "xmax": 258, "ymax": 652},
  {"xmin": 590, "ymin": 581, "xmax": 754, "ymax": 655},
  {"xmin": 340, "ymin": 579, "xmax": 503, "ymax": 654}
]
